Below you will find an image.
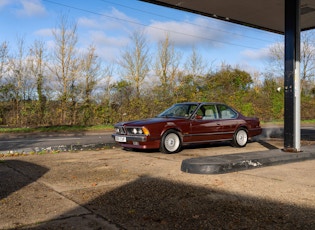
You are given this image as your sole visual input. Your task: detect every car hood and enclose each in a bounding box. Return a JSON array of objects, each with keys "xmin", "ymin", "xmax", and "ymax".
[{"xmin": 115, "ymin": 117, "xmax": 185, "ymax": 127}]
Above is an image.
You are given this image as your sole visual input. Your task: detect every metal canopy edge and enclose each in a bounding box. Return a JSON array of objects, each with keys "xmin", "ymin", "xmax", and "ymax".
[{"xmin": 140, "ymin": 0, "xmax": 315, "ymax": 34}]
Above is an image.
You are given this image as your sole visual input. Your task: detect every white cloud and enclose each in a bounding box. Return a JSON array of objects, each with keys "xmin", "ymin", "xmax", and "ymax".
[
  {"xmin": 34, "ymin": 28, "xmax": 53, "ymax": 37},
  {"xmin": 110, "ymin": 7, "xmax": 134, "ymax": 22},
  {"xmin": 0, "ymin": 0, "xmax": 11, "ymax": 9},
  {"xmin": 146, "ymin": 16, "xmax": 236, "ymax": 47},
  {"xmin": 78, "ymin": 17, "xmax": 100, "ymax": 29},
  {"xmin": 15, "ymin": 0, "xmax": 46, "ymax": 17},
  {"xmin": 85, "ymin": 30, "xmax": 130, "ymax": 62},
  {"xmin": 76, "ymin": 8, "xmax": 143, "ymax": 62},
  {"xmin": 241, "ymin": 46, "xmax": 271, "ymax": 61},
  {"xmin": 78, "ymin": 7, "xmax": 140, "ymax": 32},
  {"xmin": 90, "ymin": 30, "xmax": 129, "ymax": 46}
]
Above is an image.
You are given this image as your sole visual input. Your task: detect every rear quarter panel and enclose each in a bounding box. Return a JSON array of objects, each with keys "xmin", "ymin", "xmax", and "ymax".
[{"xmin": 244, "ymin": 117, "xmax": 262, "ymax": 137}]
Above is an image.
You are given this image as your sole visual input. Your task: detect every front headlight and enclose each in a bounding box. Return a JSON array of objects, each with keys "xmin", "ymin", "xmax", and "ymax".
[
  {"xmin": 127, "ymin": 127, "xmax": 150, "ymax": 136},
  {"xmin": 132, "ymin": 128, "xmax": 139, "ymax": 134}
]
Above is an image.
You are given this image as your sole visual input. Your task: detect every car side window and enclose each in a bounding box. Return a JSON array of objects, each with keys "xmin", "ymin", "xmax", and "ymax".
[
  {"xmin": 217, "ymin": 104, "xmax": 237, "ymax": 119},
  {"xmin": 188, "ymin": 105, "xmax": 198, "ymax": 116},
  {"xmin": 196, "ymin": 105, "xmax": 218, "ymax": 120}
]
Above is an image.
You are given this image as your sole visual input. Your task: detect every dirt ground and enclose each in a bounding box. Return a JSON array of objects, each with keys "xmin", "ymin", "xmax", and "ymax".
[{"xmin": 1, "ymin": 139, "xmax": 315, "ymax": 229}]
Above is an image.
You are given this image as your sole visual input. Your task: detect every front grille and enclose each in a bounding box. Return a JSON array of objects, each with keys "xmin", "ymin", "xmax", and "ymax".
[{"xmin": 115, "ymin": 126, "xmax": 126, "ymax": 135}]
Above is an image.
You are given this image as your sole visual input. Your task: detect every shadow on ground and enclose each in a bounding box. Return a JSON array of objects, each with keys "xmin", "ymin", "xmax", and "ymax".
[
  {"xmin": 0, "ymin": 160, "xmax": 48, "ymax": 200},
  {"xmin": 261, "ymin": 127, "xmax": 315, "ymax": 141},
  {"xmin": 27, "ymin": 176, "xmax": 315, "ymax": 229},
  {"xmin": 124, "ymin": 127, "xmax": 315, "ymax": 154}
]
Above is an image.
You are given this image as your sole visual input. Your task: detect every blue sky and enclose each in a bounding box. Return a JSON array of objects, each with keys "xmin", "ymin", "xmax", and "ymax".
[{"xmin": 0, "ymin": 0, "xmax": 283, "ymax": 74}]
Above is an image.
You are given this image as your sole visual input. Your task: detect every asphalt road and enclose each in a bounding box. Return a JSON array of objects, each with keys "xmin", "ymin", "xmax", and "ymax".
[
  {"xmin": 0, "ymin": 131, "xmax": 115, "ymax": 153},
  {"xmin": 0, "ymin": 126, "xmax": 314, "ymax": 153}
]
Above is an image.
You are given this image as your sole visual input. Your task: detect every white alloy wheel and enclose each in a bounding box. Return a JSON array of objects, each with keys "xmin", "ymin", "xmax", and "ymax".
[
  {"xmin": 160, "ymin": 131, "xmax": 181, "ymax": 153},
  {"xmin": 234, "ymin": 129, "xmax": 248, "ymax": 147}
]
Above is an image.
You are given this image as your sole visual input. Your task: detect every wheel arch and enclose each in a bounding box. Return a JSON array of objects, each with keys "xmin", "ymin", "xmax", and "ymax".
[
  {"xmin": 159, "ymin": 128, "xmax": 183, "ymax": 154},
  {"xmin": 160, "ymin": 127, "xmax": 183, "ymax": 141},
  {"xmin": 235, "ymin": 124, "xmax": 248, "ymax": 133}
]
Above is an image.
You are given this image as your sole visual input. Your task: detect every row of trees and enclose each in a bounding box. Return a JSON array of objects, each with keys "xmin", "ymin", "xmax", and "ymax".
[{"xmin": 1, "ymin": 15, "xmax": 315, "ymax": 127}]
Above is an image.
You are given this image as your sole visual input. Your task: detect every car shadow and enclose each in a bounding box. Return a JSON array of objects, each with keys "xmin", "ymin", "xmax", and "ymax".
[
  {"xmin": 301, "ymin": 128, "xmax": 315, "ymax": 141},
  {"xmin": 28, "ymin": 176, "xmax": 315, "ymax": 229},
  {"xmin": 259, "ymin": 127, "xmax": 315, "ymax": 141},
  {"xmin": 0, "ymin": 160, "xmax": 49, "ymax": 200},
  {"xmin": 256, "ymin": 140, "xmax": 279, "ymax": 150},
  {"xmin": 123, "ymin": 139, "xmax": 278, "ymax": 153},
  {"xmin": 123, "ymin": 141, "xmax": 235, "ymax": 154}
]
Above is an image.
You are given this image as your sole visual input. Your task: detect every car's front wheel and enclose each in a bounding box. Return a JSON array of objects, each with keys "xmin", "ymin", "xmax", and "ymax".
[
  {"xmin": 160, "ymin": 130, "xmax": 182, "ymax": 154},
  {"xmin": 233, "ymin": 128, "xmax": 248, "ymax": 147}
]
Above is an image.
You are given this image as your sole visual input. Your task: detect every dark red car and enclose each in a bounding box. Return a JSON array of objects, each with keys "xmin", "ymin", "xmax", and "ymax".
[{"xmin": 112, "ymin": 102, "xmax": 262, "ymax": 153}]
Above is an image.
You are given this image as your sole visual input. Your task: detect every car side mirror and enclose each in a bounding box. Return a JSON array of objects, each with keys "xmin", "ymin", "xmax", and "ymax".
[{"xmin": 195, "ymin": 115, "xmax": 203, "ymax": 120}]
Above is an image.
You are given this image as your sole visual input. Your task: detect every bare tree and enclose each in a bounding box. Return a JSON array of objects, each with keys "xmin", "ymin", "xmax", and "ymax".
[
  {"xmin": 50, "ymin": 13, "xmax": 79, "ymax": 124},
  {"xmin": 100, "ymin": 65, "xmax": 114, "ymax": 104},
  {"xmin": 28, "ymin": 40, "xmax": 47, "ymax": 124},
  {"xmin": 0, "ymin": 41, "xmax": 11, "ymax": 100},
  {"xmin": 154, "ymin": 34, "xmax": 181, "ymax": 105},
  {"xmin": 300, "ymin": 31, "xmax": 315, "ymax": 92},
  {"xmin": 267, "ymin": 31, "xmax": 315, "ymax": 92},
  {"xmin": 267, "ymin": 41, "xmax": 284, "ymax": 77},
  {"xmin": 119, "ymin": 31, "xmax": 150, "ymax": 99},
  {"xmin": 79, "ymin": 45, "xmax": 100, "ymax": 125},
  {"xmin": 0, "ymin": 41, "xmax": 10, "ymax": 124},
  {"xmin": 184, "ymin": 46, "xmax": 206, "ymax": 78},
  {"xmin": 0, "ymin": 41, "xmax": 9, "ymax": 83},
  {"xmin": 9, "ymin": 37, "xmax": 29, "ymax": 125},
  {"xmin": 179, "ymin": 47, "xmax": 211, "ymax": 101},
  {"xmin": 155, "ymin": 34, "xmax": 181, "ymax": 88}
]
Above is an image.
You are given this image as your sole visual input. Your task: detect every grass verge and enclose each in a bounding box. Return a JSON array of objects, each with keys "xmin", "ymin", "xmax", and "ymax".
[{"xmin": 0, "ymin": 125, "xmax": 114, "ymax": 134}]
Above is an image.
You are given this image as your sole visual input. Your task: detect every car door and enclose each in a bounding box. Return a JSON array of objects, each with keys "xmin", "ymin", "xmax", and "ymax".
[
  {"xmin": 188, "ymin": 104, "xmax": 221, "ymax": 143},
  {"xmin": 216, "ymin": 104, "xmax": 239, "ymax": 139}
]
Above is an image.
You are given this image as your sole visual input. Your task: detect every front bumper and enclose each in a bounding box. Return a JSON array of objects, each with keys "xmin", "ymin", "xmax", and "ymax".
[
  {"xmin": 112, "ymin": 134, "xmax": 147, "ymax": 143},
  {"xmin": 112, "ymin": 134, "xmax": 160, "ymax": 149}
]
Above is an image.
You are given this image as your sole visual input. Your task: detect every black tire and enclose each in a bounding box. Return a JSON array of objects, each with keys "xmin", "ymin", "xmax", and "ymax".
[
  {"xmin": 160, "ymin": 130, "xmax": 182, "ymax": 154},
  {"xmin": 123, "ymin": 147, "xmax": 134, "ymax": 152},
  {"xmin": 233, "ymin": 128, "xmax": 248, "ymax": 147}
]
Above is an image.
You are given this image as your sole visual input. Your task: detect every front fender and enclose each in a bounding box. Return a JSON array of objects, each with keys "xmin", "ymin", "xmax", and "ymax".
[{"xmin": 160, "ymin": 125, "xmax": 184, "ymax": 141}]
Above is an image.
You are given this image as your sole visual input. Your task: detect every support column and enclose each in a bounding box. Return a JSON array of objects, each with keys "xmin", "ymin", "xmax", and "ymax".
[{"xmin": 284, "ymin": 0, "xmax": 301, "ymax": 152}]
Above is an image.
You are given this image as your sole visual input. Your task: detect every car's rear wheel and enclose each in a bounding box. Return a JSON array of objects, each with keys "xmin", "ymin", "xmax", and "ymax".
[
  {"xmin": 160, "ymin": 130, "xmax": 182, "ymax": 153},
  {"xmin": 233, "ymin": 128, "xmax": 248, "ymax": 147}
]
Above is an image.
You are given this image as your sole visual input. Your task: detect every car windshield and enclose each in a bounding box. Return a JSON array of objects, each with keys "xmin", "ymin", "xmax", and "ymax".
[{"xmin": 157, "ymin": 104, "xmax": 198, "ymax": 118}]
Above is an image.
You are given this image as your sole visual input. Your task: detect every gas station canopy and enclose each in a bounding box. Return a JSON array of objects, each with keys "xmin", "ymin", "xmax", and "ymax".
[{"xmin": 141, "ymin": 0, "xmax": 315, "ymax": 34}]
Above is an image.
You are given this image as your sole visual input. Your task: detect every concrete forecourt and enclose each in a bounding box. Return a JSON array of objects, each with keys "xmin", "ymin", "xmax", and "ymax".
[{"xmin": 1, "ymin": 137, "xmax": 315, "ymax": 229}]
